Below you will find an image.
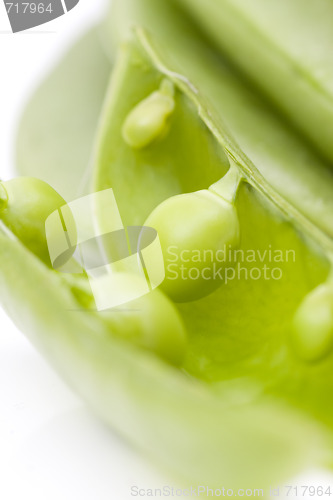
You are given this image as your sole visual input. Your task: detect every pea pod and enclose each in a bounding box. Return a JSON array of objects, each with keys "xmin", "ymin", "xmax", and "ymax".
[
  {"xmin": 176, "ymin": 0, "xmax": 333, "ymax": 166},
  {"xmin": 0, "ymin": 177, "xmax": 69, "ymax": 266},
  {"xmin": 8, "ymin": 0, "xmax": 333, "ymax": 488},
  {"xmin": 17, "ymin": 3, "xmax": 333, "ymax": 239},
  {"xmin": 93, "ymin": 27, "xmax": 333, "ymax": 437},
  {"xmin": 103, "ymin": 0, "xmax": 333, "ymax": 240},
  {"xmin": 16, "ymin": 27, "xmax": 111, "ymax": 200},
  {"xmin": 0, "ymin": 227, "xmax": 321, "ymax": 489}
]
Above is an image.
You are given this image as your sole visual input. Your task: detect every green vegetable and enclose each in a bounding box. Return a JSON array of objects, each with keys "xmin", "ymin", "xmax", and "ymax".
[
  {"xmin": 176, "ymin": 0, "xmax": 333, "ymax": 165},
  {"xmin": 6, "ymin": 0, "xmax": 333, "ymax": 489},
  {"xmin": 95, "ymin": 272, "xmax": 188, "ymax": 366},
  {"xmin": 0, "ymin": 225, "xmax": 327, "ymax": 489},
  {"xmin": 292, "ymin": 282, "xmax": 333, "ymax": 363},
  {"xmin": 144, "ymin": 168, "xmax": 240, "ymax": 302},
  {"xmin": 16, "ymin": 27, "xmax": 111, "ymax": 200},
  {"xmin": 122, "ymin": 78, "xmax": 175, "ymax": 149},
  {"xmin": 104, "ymin": 0, "xmax": 333, "ymax": 240},
  {"xmin": 0, "ymin": 177, "xmax": 69, "ymax": 266},
  {"xmin": 93, "ymin": 26, "xmax": 333, "ymax": 433}
]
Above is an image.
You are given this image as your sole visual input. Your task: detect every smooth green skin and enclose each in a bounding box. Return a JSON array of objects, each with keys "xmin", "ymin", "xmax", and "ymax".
[
  {"xmin": 0, "ymin": 177, "xmax": 68, "ymax": 266},
  {"xmin": 292, "ymin": 284, "xmax": 333, "ymax": 363},
  {"xmin": 0, "ymin": 226, "xmax": 326, "ymax": 489},
  {"xmin": 145, "ymin": 190, "xmax": 239, "ymax": 302},
  {"xmin": 16, "ymin": 27, "xmax": 111, "ymax": 200},
  {"xmin": 177, "ymin": 0, "xmax": 333, "ymax": 166},
  {"xmin": 122, "ymin": 80, "xmax": 175, "ymax": 149}
]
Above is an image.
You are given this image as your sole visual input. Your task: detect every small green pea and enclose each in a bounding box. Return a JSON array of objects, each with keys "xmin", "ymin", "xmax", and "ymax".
[
  {"xmin": 0, "ymin": 177, "xmax": 69, "ymax": 266},
  {"xmin": 122, "ymin": 78, "xmax": 175, "ymax": 149},
  {"xmin": 292, "ymin": 283, "xmax": 333, "ymax": 363},
  {"xmin": 102, "ymin": 273, "xmax": 187, "ymax": 366},
  {"xmin": 145, "ymin": 189, "xmax": 240, "ymax": 302}
]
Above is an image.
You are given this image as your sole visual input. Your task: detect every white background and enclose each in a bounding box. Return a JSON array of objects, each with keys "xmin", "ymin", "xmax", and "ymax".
[{"xmin": 0, "ymin": 1, "xmax": 332, "ymax": 498}]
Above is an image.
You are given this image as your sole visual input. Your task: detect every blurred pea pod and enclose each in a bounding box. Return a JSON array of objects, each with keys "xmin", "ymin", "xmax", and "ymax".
[
  {"xmin": 175, "ymin": 0, "xmax": 333, "ymax": 166},
  {"xmin": 16, "ymin": 27, "xmax": 111, "ymax": 200},
  {"xmin": 6, "ymin": 0, "xmax": 333, "ymax": 489},
  {"xmin": 0, "ymin": 222, "xmax": 324, "ymax": 489}
]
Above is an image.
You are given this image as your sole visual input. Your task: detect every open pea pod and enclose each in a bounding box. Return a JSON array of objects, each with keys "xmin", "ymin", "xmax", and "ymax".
[
  {"xmin": 175, "ymin": 0, "xmax": 333, "ymax": 166},
  {"xmin": 8, "ymin": 0, "xmax": 333, "ymax": 486},
  {"xmin": 16, "ymin": 1, "xmax": 333, "ymax": 240},
  {"xmin": 103, "ymin": 0, "xmax": 333, "ymax": 240},
  {"xmin": 0, "ymin": 225, "xmax": 322, "ymax": 488},
  {"xmin": 93, "ymin": 24, "xmax": 333, "ymax": 436}
]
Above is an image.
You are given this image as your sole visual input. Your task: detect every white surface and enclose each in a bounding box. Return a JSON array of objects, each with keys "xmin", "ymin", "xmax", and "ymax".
[{"xmin": 0, "ymin": 1, "xmax": 333, "ymax": 498}]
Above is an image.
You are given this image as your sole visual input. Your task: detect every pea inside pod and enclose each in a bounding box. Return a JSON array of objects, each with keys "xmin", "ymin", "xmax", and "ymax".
[
  {"xmin": 0, "ymin": 177, "xmax": 70, "ymax": 266},
  {"xmin": 122, "ymin": 78, "xmax": 175, "ymax": 149},
  {"xmin": 145, "ymin": 166, "xmax": 241, "ymax": 302}
]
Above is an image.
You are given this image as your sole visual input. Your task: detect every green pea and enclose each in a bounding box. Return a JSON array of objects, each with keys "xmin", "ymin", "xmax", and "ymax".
[
  {"xmin": 292, "ymin": 283, "xmax": 333, "ymax": 363},
  {"xmin": 0, "ymin": 177, "xmax": 68, "ymax": 266},
  {"xmin": 102, "ymin": 273, "xmax": 187, "ymax": 366},
  {"xmin": 145, "ymin": 189, "xmax": 240, "ymax": 302},
  {"xmin": 122, "ymin": 78, "xmax": 175, "ymax": 149}
]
